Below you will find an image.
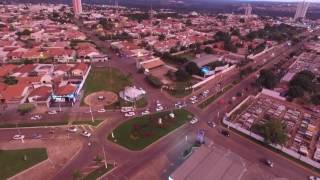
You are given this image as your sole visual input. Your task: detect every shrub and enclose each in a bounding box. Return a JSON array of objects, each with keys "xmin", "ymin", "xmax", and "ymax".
[
  {"xmin": 145, "ymin": 75, "xmax": 162, "ymax": 88},
  {"xmin": 17, "ymin": 103, "xmax": 35, "ymax": 115}
]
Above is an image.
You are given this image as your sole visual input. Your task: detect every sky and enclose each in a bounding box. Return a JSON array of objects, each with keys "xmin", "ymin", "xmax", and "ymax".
[{"xmin": 238, "ymin": 0, "xmax": 319, "ymax": 2}]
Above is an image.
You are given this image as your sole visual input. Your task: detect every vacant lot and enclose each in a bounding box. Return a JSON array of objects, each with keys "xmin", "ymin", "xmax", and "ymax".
[
  {"xmin": 83, "ymin": 67, "xmax": 131, "ymax": 97},
  {"xmin": 0, "ymin": 148, "xmax": 48, "ymax": 180},
  {"xmin": 108, "ymin": 109, "xmax": 193, "ymax": 151}
]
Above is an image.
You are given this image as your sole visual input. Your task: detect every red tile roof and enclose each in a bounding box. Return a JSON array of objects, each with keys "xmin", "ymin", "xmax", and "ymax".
[
  {"xmin": 55, "ymin": 84, "xmax": 76, "ymax": 96},
  {"xmin": 72, "ymin": 63, "xmax": 88, "ymax": 73},
  {"xmin": 1, "ymin": 83, "xmax": 29, "ymax": 102},
  {"xmin": 29, "ymin": 86, "xmax": 52, "ymax": 99},
  {"xmin": 0, "ymin": 64, "xmax": 17, "ymax": 77}
]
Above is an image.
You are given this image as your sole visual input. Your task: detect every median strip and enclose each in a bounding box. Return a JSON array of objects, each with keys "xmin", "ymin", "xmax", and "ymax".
[{"xmin": 198, "ymin": 84, "xmax": 233, "ymax": 109}]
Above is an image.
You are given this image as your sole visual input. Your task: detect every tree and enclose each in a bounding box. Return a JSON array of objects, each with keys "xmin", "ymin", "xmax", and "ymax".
[
  {"xmin": 186, "ymin": 19, "xmax": 192, "ymax": 26},
  {"xmin": 158, "ymin": 34, "xmax": 166, "ymax": 41},
  {"xmin": 287, "ymin": 85, "xmax": 304, "ymax": 98},
  {"xmin": 256, "ymin": 69, "xmax": 278, "ymax": 89},
  {"xmin": 252, "ymin": 119, "xmax": 287, "ymax": 145},
  {"xmin": 17, "ymin": 103, "xmax": 35, "ymax": 115},
  {"xmin": 311, "ymin": 95, "xmax": 320, "ymax": 105},
  {"xmin": 214, "ymin": 31, "xmax": 230, "ymax": 42},
  {"xmin": 72, "ymin": 170, "xmax": 83, "ymax": 180},
  {"xmin": 204, "ymin": 47, "xmax": 213, "ymax": 54},
  {"xmin": 185, "ymin": 62, "xmax": 201, "ymax": 76},
  {"xmin": 289, "ymin": 72, "xmax": 313, "ymax": 92},
  {"xmin": 175, "ymin": 69, "xmax": 190, "ymax": 81},
  {"xmin": 145, "ymin": 75, "xmax": 162, "ymax": 88},
  {"xmin": 4, "ymin": 76, "xmax": 18, "ymax": 85},
  {"xmin": 93, "ymin": 155, "xmax": 103, "ymax": 165}
]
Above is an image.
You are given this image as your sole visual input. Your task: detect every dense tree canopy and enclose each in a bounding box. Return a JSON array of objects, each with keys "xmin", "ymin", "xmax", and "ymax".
[
  {"xmin": 252, "ymin": 119, "xmax": 287, "ymax": 145},
  {"xmin": 256, "ymin": 69, "xmax": 278, "ymax": 89}
]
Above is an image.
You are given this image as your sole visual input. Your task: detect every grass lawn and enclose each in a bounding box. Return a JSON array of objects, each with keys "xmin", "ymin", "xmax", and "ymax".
[
  {"xmin": 107, "ymin": 109, "xmax": 193, "ymax": 151},
  {"xmin": 83, "ymin": 67, "xmax": 131, "ymax": 97},
  {"xmin": 83, "ymin": 164, "xmax": 114, "ymax": 180},
  {"xmin": 0, "ymin": 119, "xmax": 103, "ymax": 129},
  {"xmin": 0, "ymin": 148, "xmax": 48, "ymax": 180},
  {"xmin": 198, "ymin": 84, "xmax": 233, "ymax": 109}
]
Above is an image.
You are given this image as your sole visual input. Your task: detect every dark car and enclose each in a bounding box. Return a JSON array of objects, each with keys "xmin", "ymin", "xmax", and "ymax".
[
  {"xmin": 265, "ymin": 159, "xmax": 274, "ymax": 167},
  {"xmin": 221, "ymin": 130, "xmax": 230, "ymax": 137},
  {"xmin": 207, "ymin": 121, "xmax": 216, "ymax": 128}
]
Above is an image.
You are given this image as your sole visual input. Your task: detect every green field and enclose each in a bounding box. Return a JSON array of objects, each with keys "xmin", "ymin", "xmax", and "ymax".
[
  {"xmin": 84, "ymin": 164, "xmax": 114, "ymax": 180},
  {"xmin": 83, "ymin": 67, "xmax": 132, "ymax": 96},
  {"xmin": 0, "ymin": 148, "xmax": 48, "ymax": 180},
  {"xmin": 108, "ymin": 109, "xmax": 193, "ymax": 151},
  {"xmin": 198, "ymin": 84, "xmax": 233, "ymax": 109}
]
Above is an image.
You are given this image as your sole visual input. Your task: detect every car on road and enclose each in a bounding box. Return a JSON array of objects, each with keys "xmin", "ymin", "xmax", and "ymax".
[
  {"xmin": 12, "ymin": 134, "xmax": 25, "ymax": 140},
  {"xmin": 191, "ymin": 100, "xmax": 198, "ymax": 104},
  {"xmin": 32, "ymin": 133, "xmax": 42, "ymax": 139},
  {"xmin": 265, "ymin": 159, "xmax": 274, "ymax": 168},
  {"xmin": 156, "ymin": 106, "xmax": 164, "ymax": 112},
  {"xmin": 97, "ymin": 108, "xmax": 106, "ymax": 113},
  {"xmin": 121, "ymin": 107, "xmax": 134, "ymax": 113},
  {"xmin": 309, "ymin": 176, "xmax": 320, "ymax": 180},
  {"xmin": 207, "ymin": 121, "xmax": 216, "ymax": 128},
  {"xmin": 190, "ymin": 96, "xmax": 197, "ymax": 101},
  {"xmin": 124, "ymin": 111, "xmax": 135, "ymax": 117},
  {"xmin": 190, "ymin": 117, "xmax": 198, "ymax": 124},
  {"xmin": 30, "ymin": 115, "xmax": 42, "ymax": 120},
  {"xmin": 67, "ymin": 126, "xmax": 78, "ymax": 133},
  {"xmin": 48, "ymin": 110, "xmax": 57, "ymax": 115},
  {"xmin": 221, "ymin": 130, "xmax": 230, "ymax": 137},
  {"xmin": 81, "ymin": 131, "xmax": 91, "ymax": 137},
  {"xmin": 141, "ymin": 110, "xmax": 150, "ymax": 115}
]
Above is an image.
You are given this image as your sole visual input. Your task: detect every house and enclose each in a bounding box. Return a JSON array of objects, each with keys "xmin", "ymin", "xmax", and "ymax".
[
  {"xmin": 51, "ymin": 84, "xmax": 78, "ymax": 105},
  {"xmin": 0, "ymin": 64, "xmax": 17, "ymax": 77},
  {"xmin": 71, "ymin": 63, "xmax": 88, "ymax": 77},
  {"xmin": 27, "ymin": 86, "xmax": 52, "ymax": 107},
  {"xmin": 0, "ymin": 83, "xmax": 30, "ymax": 104}
]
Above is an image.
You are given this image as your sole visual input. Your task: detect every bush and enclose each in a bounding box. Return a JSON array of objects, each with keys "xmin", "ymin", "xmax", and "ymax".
[
  {"xmin": 287, "ymin": 85, "xmax": 304, "ymax": 98},
  {"xmin": 145, "ymin": 75, "xmax": 162, "ymax": 88},
  {"xmin": 17, "ymin": 103, "xmax": 35, "ymax": 115}
]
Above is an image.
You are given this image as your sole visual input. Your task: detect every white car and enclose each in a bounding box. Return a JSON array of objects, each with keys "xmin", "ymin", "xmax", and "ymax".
[
  {"xmin": 203, "ymin": 90, "xmax": 210, "ymax": 94},
  {"xmin": 97, "ymin": 109, "xmax": 106, "ymax": 113},
  {"xmin": 141, "ymin": 110, "xmax": 150, "ymax": 115},
  {"xmin": 190, "ymin": 96, "xmax": 197, "ymax": 101},
  {"xmin": 81, "ymin": 131, "xmax": 91, "ymax": 137},
  {"xmin": 12, "ymin": 134, "xmax": 25, "ymax": 140},
  {"xmin": 156, "ymin": 106, "xmax": 164, "ymax": 112},
  {"xmin": 191, "ymin": 100, "xmax": 198, "ymax": 104},
  {"xmin": 67, "ymin": 126, "xmax": 78, "ymax": 133},
  {"xmin": 125, "ymin": 111, "xmax": 135, "ymax": 117},
  {"xmin": 48, "ymin": 110, "xmax": 57, "ymax": 115},
  {"xmin": 30, "ymin": 115, "xmax": 42, "ymax": 120},
  {"xmin": 121, "ymin": 107, "xmax": 134, "ymax": 113},
  {"xmin": 190, "ymin": 117, "xmax": 198, "ymax": 124},
  {"xmin": 309, "ymin": 176, "xmax": 320, "ymax": 180}
]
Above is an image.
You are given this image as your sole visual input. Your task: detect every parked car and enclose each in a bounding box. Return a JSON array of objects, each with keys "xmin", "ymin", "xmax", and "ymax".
[
  {"xmin": 190, "ymin": 117, "xmax": 198, "ymax": 124},
  {"xmin": 207, "ymin": 121, "xmax": 216, "ymax": 128},
  {"xmin": 97, "ymin": 108, "xmax": 106, "ymax": 113},
  {"xmin": 265, "ymin": 159, "xmax": 274, "ymax": 168},
  {"xmin": 141, "ymin": 110, "xmax": 150, "ymax": 115},
  {"xmin": 125, "ymin": 111, "xmax": 135, "ymax": 117},
  {"xmin": 32, "ymin": 133, "xmax": 42, "ymax": 139},
  {"xmin": 191, "ymin": 100, "xmax": 198, "ymax": 104},
  {"xmin": 48, "ymin": 110, "xmax": 57, "ymax": 115},
  {"xmin": 309, "ymin": 176, "xmax": 320, "ymax": 180},
  {"xmin": 67, "ymin": 126, "xmax": 78, "ymax": 133},
  {"xmin": 81, "ymin": 131, "xmax": 91, "ymax": 137},
  {"xmin": 12, "ymin": 134, "xmax": 25, "ymax": 140},
  {"xmin": 30, "ymin": 115, "xmax": 42, "ymax": 120},
  {"xmin": 221, "ymin": 130, "xmax": 230, "ymax": 137}
]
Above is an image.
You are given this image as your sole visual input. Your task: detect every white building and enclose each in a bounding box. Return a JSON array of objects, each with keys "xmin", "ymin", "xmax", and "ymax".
[
  {"xmin": 73, "ymin": 0, "xmax": 82, "ymax": 16},
  {"xmin": 294, "ymin": 0, "xmax": 310, "ymax": 21}
]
